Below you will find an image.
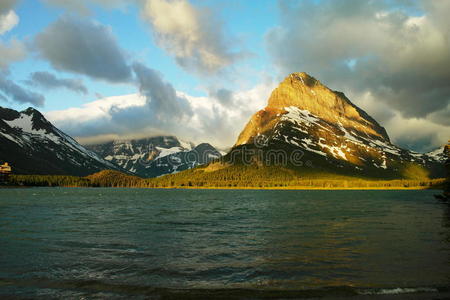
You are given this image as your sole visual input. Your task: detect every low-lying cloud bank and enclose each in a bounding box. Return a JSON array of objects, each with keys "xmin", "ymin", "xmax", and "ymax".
[{"xmin": 45, "ymin": 82, "xmax": 274, "ymax": 149}]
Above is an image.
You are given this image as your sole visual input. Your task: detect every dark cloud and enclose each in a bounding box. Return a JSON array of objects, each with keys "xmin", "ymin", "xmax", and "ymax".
[
  {"xmin": 267, "ymin": 0, "xmax": 450, "ymax": 150},
  {"xmin": 42, "ymin": 0, "xmax": 130, "ymax": 15},
  {"xmin": 0, "ymin": 76, "xmax": 45, "ymax": 107},
  {"xmin": 132, "ymin": 62, "xmax": 193, "ymax": 121},
  {"xmin": 0, "ymin": 0, "xmax": 18, "ymax": 14},
  {"xmin": 35, "ymin": 16, "xmax": 132, "ymax": 83},
  {"xmin": 100, "ymin": 63, "xmax": 194, "ymax": 135},
  {"xmin": 0, "ymin": 39, "xmax": 26, "ymax": 69},
  {"xmin": 28, "ymin": 71, "xmax": 88, "ymax": 95},
  {"xmin": 209, "ymin": 88, "xmax": 234, "ymax": 105}
]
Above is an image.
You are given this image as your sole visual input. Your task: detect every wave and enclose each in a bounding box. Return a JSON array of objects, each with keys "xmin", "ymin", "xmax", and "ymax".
[
  {"xmin": 358, "ymin": 287, "xmax": 439, "ymax": 295},
  {"xmin": 1, "ymin": 277, "xmax": 449, "ymax": 299}
]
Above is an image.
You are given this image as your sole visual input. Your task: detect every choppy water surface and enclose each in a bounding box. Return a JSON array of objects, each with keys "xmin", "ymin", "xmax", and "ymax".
[{"xmin": 0, "ymin": 188, "xmax": 449, "ymax": 298}]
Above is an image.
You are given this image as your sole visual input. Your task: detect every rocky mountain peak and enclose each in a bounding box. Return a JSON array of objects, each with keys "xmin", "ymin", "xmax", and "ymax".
[
  {"xmin": 236, "ymin": 72, "xmax": 389, "ymax": 146},
  {"xmin": 269, "ymin": 73, "xmax": 388, "ymax": 139},
  {"xmin": 22, "ymin": 107, "xmax": 53, "ymax": 132}
]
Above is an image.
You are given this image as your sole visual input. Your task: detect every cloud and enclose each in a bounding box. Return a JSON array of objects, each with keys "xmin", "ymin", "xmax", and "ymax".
[
  {"xmin": 46, "ymin": 63, "xmax": 196, "ymax": 142},
  {"xmin": 385, "ymin": 113, "xmax": 450, "ymax": 153},
  {"xmin": 0, "ymin": 10, "xmax": 19, "ymax": 34},
  {"xmin": 266, "ymin": 0, "xmax": 450, "ymax": 150},
  {"xmin": 0, "ymin": 39, "xmax": 26, "ymax": 70},
  {"xmin": 0, "ymin": 76, "xmax": 45, "ymax": 107},
  {"xmin": 41, "ymin": 0, "xmax": 130, "ymax": 15},
  {"xmin": 209, "ymin": 88, "xmax": 234, "ymax": 105},
  {"xmin": 140, "ymin": 0, "xmax": 243, "ymax": 75},
  {"xmin": 35, "ymin": 16, "xmax": 132, "ymax": 83},
  {"xmin": 132, "ymin": 62, "xmax": 193, "ymax": 122},
  {"xmin": 45, "ymin": 80, "xmax": 275, "ymax": 148},
  {"xmin": 28, "ymin": 71, "xmax": 88, "ymax": 95}
]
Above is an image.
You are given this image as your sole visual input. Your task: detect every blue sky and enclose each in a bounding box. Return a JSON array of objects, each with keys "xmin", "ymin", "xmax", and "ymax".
[
  {"xmin": 0, "ymin": 0, "xmax": 449, "ymax": 151},
  {"xmin": 4, "ymin": 0, "xmax": 278, "ymax": 111}
]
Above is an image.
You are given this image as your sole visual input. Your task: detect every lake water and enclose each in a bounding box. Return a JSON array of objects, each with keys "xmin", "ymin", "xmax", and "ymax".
[{"xmin": 0, "ymin": 188, "xmax": 449, "ymax": 299}]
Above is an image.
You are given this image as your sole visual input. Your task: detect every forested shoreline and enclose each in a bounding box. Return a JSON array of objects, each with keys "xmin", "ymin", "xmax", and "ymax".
[{"xmin": 5, "ymin": 170, "xmax": 446, "ymax": 190}]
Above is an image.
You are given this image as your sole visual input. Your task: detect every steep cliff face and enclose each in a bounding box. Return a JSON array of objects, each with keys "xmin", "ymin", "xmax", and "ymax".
[{"xmin": 232, "ymin": 73, "xmax": 445, "ymax": 178}]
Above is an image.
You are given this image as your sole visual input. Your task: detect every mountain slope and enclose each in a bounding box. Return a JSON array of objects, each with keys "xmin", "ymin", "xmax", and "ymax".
[
  {"xmin": 86, "ymin": 137, "xmax": 221, "ymax": 178},
  {"xmin": 0, "ymin": 106, "xmax": 119, "ymax": 175}
]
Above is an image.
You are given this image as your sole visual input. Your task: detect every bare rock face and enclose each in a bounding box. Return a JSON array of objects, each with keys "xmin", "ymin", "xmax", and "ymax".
[
  {"xmin": 233, "ymin": 73, "xmax": 445, "ymax": 178},
  {"xmin": 236, "ymin": 72, "xmax": 388, "ymax": 146}
]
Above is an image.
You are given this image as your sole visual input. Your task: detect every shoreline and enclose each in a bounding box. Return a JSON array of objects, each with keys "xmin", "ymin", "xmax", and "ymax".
[
  {"xmin": 0, "ymin": 185, "xmax": 442, "ymax": 190},
  {"xmin": 144, "ymin": 186, "xmax": 442, "ymax": 190}
]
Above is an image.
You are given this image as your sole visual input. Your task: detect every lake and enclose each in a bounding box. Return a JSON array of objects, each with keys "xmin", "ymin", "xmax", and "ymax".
[{"xmin": 0, "ymin": 188, "xmax": 449, "ymax": 299}]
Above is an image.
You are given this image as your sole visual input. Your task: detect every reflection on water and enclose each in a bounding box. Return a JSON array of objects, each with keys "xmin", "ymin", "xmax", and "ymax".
[{"xmin": 0, "ymin": 188, "xmax": 449, "ymax": 298}]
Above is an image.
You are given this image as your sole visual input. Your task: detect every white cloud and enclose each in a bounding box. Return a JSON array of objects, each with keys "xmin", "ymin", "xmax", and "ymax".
[
  {"xmin": 45, "ymin": 93, "xmax": 146, "ymax": 124},
  {"xmin": 140, "ymin": 0, "xmax": 243, "ymax": 75},
  {"xmin": 0, "ymin": 10, "xmax": 19, "ymax": 34}
]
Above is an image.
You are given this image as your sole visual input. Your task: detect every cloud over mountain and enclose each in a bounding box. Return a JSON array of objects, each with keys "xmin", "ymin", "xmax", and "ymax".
[
  {"xmin": 266, "ymin": 0, "xmax": 450, "ymax": 150},
  {"xmin": 35, "ymin": 16, "xmax": 132, "ymax": 83},
  {"xmin": 46, "ymin": 81, "xmax": 274, "ymax": 148}
]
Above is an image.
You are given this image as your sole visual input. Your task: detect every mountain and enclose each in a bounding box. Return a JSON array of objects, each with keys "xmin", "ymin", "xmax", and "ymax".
[
  {"xmin": 0, "ymin": 106, "xmax": 119, "ymax": 175},
  {"xmin": 229, "ymin": 72, "xmax": 445, "ymax": 179},
  {"xmin": 85, "ymin": 136, "xmax": 221, "ymax": 178},
  {"xmin": 154, "ymin": 72, "xmax": 446, "ymax": 182}
]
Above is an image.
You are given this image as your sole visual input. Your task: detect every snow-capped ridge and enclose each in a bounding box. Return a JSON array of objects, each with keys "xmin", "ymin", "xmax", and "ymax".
[{"xmin": 0, "ymin": 106, "xmax": 118, "ymax": 175}]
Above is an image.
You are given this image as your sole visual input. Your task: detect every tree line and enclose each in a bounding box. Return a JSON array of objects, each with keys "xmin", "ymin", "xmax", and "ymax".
[{"xmin": 8, "ymin": 168, "xmax": 445, "ymax": 189}]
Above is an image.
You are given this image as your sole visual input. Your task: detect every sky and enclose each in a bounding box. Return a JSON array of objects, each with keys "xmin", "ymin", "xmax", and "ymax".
[{"xmin": 0, "ymin": 0, "xmax": 449, "ymax": 152}]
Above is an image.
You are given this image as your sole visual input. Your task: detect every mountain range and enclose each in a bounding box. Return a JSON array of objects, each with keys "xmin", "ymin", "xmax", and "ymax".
[
  {"xmin": 85, "ymin": 137, "xmax": 221, "ymax": 178},
  {"xmin": 151, "ymin": 72, "xmax": 447, "ymax": 183},
  {"xmin": 0, "ymin": 72, "xmax": 447, "ymax": 181},
  {"xmin": 0, "ymin": 107, "xmax": 220, "ymax": 177}
]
